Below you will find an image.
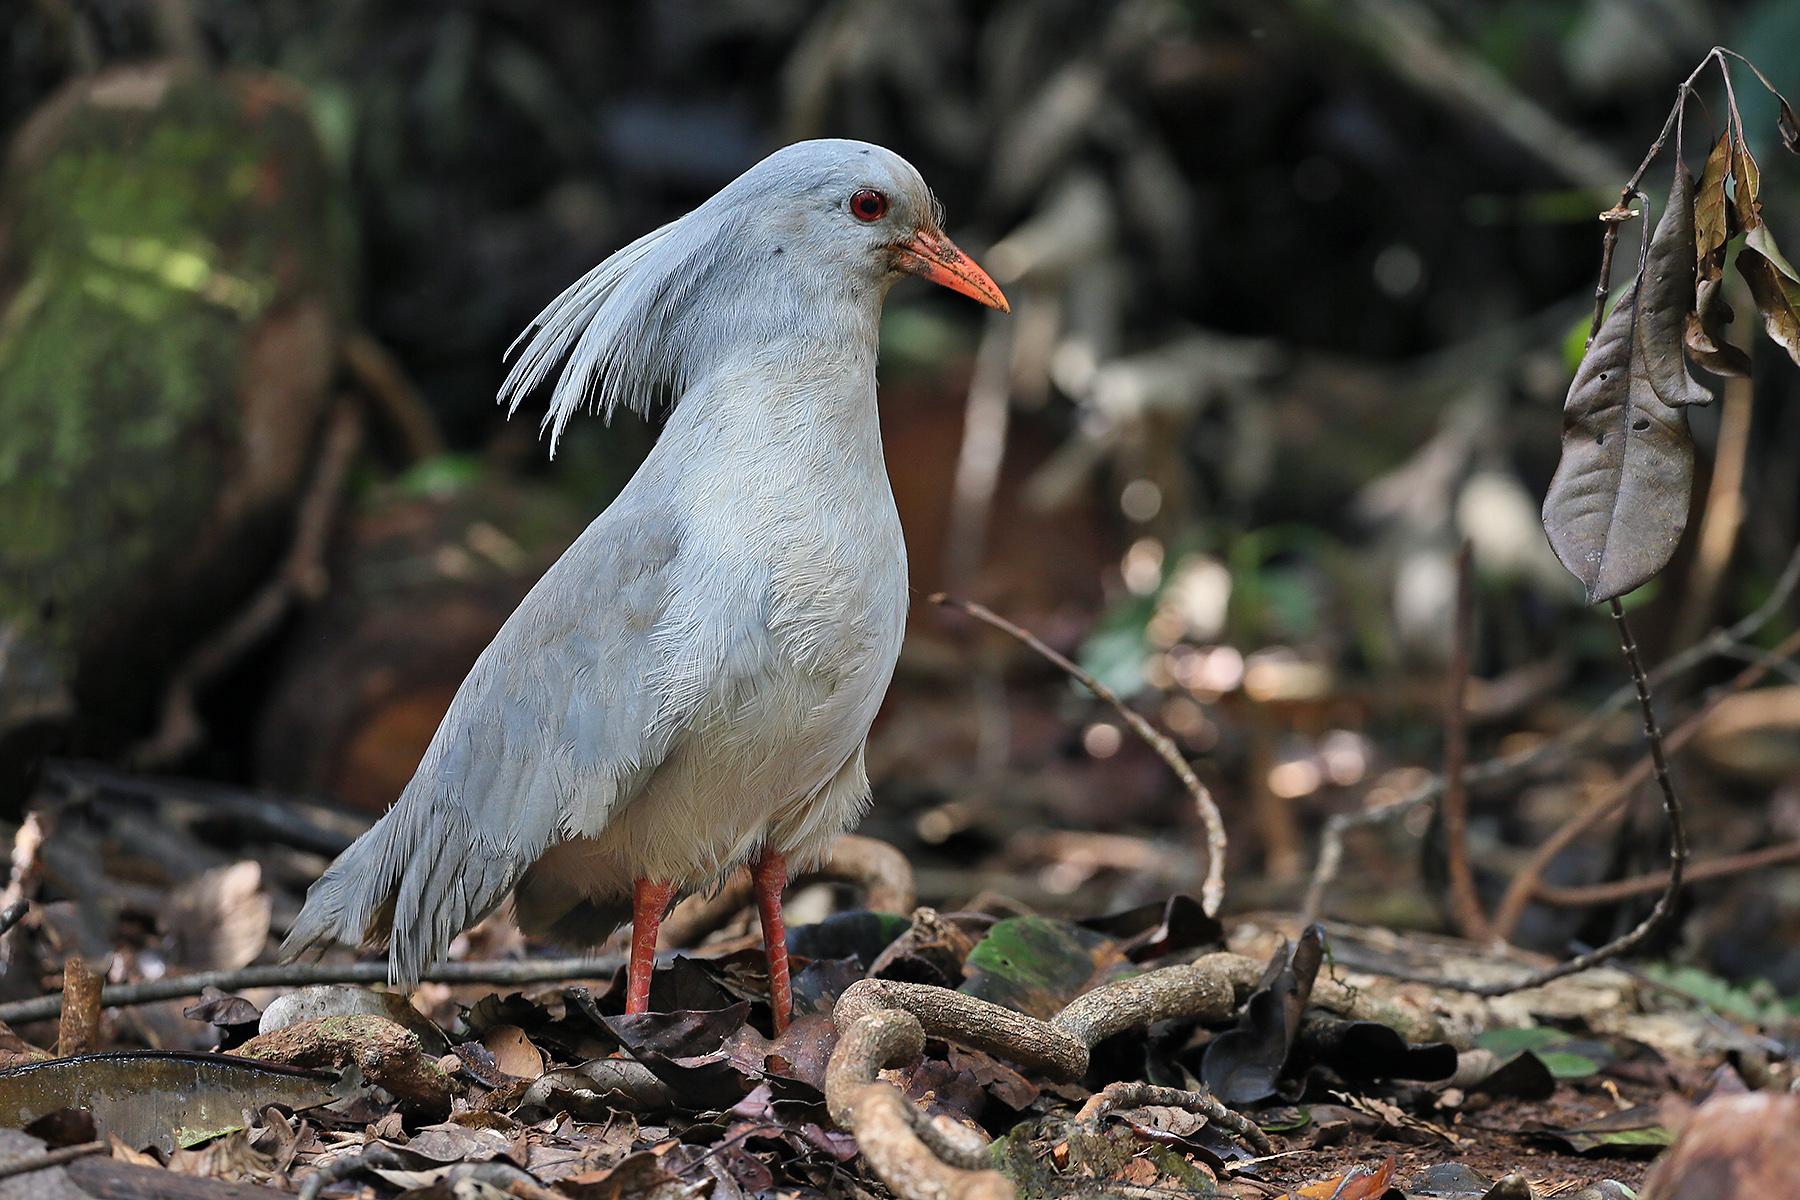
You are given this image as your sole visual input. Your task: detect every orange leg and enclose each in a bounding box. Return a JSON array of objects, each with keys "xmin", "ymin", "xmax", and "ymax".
[
  {"xmin": 750, "ymin": 849, "xmax": 791, "ymax": 1033},
  {"xmin": 626, "ymin": 878, "xmax": 676, "ymax": 1015}
]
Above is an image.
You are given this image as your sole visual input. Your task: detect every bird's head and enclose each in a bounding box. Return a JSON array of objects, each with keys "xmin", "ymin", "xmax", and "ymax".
[
  {"xmin": 736, "ymin": 139, "xmax": 1009, "ymax": 313},
  {"xmin": 501, "ymin": 138, "xmax": 1007, "ymax": 454}
]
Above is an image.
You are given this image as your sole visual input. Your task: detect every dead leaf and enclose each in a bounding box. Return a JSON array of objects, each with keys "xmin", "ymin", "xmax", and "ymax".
[
  {"xmin": 1543, "ymin": 162, "xmax": 1708, "ymax": 602},
  {"xmin": 479, "ymin": 1024, "xmax": 544, "ymax": 1080},
  {"xmin": 0, "ymin": 1050, "xmax": 335, "ymax": 1153},
  {"xmin": 1202, "ymin": 924, "xmax": 1323, "ymax": 1104},
  {"xmin": 1730, "ymin": 130, "xmax": 1761, "ymax": 233},
  {"xmin": 1694, "ymin": 132, "xmax": 1732, "ymax": 271},
  {"xmin": 162, "ymin": 861, "xmax": 271, "ymax": 972},
  {"xmin": 1739, "ymin": 225, "xmax": 1800, "ymax": 367},
  {"xmin": 1287, "ymin": 1154, "xmax": 1395, "ymax": 1199},
  {"xmin": 1638, "ymin": 1092, "xmax": 1800, "ymax": 1198}
]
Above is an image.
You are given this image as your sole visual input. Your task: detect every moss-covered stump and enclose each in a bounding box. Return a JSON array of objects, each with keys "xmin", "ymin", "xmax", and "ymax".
[{"xmin": 0, "ymin": 62, "xmax": 347, "ymax": 755}]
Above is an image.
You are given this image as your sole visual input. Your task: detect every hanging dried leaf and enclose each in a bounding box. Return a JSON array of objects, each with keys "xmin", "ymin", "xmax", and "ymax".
[
  {"xmin": 1685, "ymin": 284, "xmax": 1751, "ymax": 377},
  {"xmin": 1694, "ymin": 132, "xmax": 1732, "ymax": 271},
  {"xmin": 1544, "ymin": 165, "xmax": 1709, "ymax": 603},
  {"xmin": 1780, "ymin": 97, "xmax": 1800, "ymax": 154},
  {"xmin": 1730, "ymin": 132, "xmax": 1762, "ymax": 232},
  {"xmin": 1739, "ymin": 225, "xmax": 1800, "ymax": 367}
]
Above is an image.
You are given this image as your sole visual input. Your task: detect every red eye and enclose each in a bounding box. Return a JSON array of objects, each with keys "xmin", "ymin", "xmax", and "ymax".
[{"xmin": 849, "ymin": 188, "xmax": 888, "ymax": 222}]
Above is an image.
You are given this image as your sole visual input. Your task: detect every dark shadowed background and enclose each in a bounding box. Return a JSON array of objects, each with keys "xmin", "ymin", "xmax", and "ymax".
[{"xmin": 3, "ymin": 0, "xmax": 1800, "ymax": 992}]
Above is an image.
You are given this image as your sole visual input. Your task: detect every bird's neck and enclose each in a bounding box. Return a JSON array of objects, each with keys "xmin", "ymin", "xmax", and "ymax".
[{"xmin": 660, "ymin": 287, "xmax": 887, "ymax": 467}]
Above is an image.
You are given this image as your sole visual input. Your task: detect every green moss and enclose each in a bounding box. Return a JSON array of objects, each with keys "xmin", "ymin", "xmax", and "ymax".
[{"xmin": 0, "ymin": 70, "xmax": 343, "ymax": 656}]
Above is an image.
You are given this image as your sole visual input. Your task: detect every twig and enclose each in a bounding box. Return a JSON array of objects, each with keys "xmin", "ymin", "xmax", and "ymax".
[
  {"xmin": 0, "ymin": 954, "xmax": 624, "ymax": 1026},
  {"xmin": 1440, "ymin": 541, "xmax": 1490, "ymax": 943},
  {"xmin": 1382, "ymin": 605, "xmax": 1690, "ymax": 996},
  {"xmin": 0, "ymin": 1141, "xmax": 106, "ymax": 1182},
  {"xmin": 1535, "ymin": 839, "xmax": 1800, "ymax": 907},
  {"xmin": 930, "ymin": 593, "xmax": 1228, "ymax": 917},
  {"xmin": 1490, "ymin": 625, "xmax": 1800, "ymax": 939}
]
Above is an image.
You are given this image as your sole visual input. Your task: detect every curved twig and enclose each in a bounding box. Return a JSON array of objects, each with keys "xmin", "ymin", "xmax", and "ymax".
[{"xmin": 930, "ymin": 593, "xmax": 1228, "ymax": 917}]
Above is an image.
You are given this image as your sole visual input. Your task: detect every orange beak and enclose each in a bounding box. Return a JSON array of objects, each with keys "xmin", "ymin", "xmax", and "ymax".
[{"xmin": 892, "ymin": 228, "xmax": 1010, "ymax": 313}]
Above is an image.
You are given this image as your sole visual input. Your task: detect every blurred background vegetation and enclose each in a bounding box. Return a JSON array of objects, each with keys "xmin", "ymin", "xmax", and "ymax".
[{"xmin": 3, "ymin": 0, "xmax": 1799, "ymax": 993}]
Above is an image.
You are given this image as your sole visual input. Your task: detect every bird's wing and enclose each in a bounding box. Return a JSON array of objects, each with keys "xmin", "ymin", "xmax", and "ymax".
[{"xmin": 281, "ymin": 494, "xmax": 729, "ymax": 984}]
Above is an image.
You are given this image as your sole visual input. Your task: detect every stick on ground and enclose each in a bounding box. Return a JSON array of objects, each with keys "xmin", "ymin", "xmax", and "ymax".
[{"xmin": 0, "ymin": 955, "xmax": 624, "ymax": 1026}]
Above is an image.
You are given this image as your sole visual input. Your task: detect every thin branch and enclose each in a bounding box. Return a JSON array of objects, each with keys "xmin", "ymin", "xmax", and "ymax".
[
  {"xmin": 1535, "ymin": 839, "xmax": 1800, "ymax": 907},
  {"xmin": 1440, "ymin": 541, "xmax": 1490, "ymax": 942},
  {"xmin": 0, "ymin": 954, "xmax": 624, "ymax": 1026},
  {"xmin": 930, "ymin": 593, "xmax": 1228, "ymax": 917},
  {"xmin": 0, "ymin": 1142, "xmax": 106, "ymax": 1183},
  {"xmin": 1490, "ymin": 625, "xmax": 1800, "ymax": 939}
]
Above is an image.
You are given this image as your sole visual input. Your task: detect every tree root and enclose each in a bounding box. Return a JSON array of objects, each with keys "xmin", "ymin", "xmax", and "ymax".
[{"xmin": 827, "ymin": 951, "xmax": 1297, "ymax": 1200}]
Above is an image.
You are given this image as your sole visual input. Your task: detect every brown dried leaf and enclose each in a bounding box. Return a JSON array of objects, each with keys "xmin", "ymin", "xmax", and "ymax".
[
  {"xmin": 1694, "ymin": 132, "xmax": 1732, "ymax": 275},
  {"xmin": 479, "ymin": 1024, "xmax": 545, "ymax": 1080},
  {"xmin": 1685, "ymin": 285, "xmax": 1751, "ymax": 378},
  {"xmin": 162, "ymin": 861, "xmax": 272, "ymax": 972},
  {"xmin": 1739, "ymin": 225, "xmax": 1800, "ymax": 367},
  {"xmin": 1780, "ymin": 97, "xmax": 1799, "ymax": 154},
  {"xmin": 1543, "ymin": 163, "xmax": 1707, "ymax": 602},
  {"xmin": 1731, "ymin": 132, "xmax": 1762, "ymax": 233}
]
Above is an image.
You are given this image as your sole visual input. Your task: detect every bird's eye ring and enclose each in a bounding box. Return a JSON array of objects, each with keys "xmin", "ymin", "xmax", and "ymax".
[{"xmin": 849, "ymin": 188, "xmax": 888, "ymax": 222}]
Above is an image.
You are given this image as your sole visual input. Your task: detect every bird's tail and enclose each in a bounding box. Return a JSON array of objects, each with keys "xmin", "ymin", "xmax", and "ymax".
[{"xmin": 279, "ymin": 792, "xmax": 519, "ymax": 988}]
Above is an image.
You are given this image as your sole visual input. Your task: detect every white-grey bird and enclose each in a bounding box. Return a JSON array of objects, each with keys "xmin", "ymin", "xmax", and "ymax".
[{"xmin": 282, "ymin": 139, "xmax": 1008, "ymax": 1029}]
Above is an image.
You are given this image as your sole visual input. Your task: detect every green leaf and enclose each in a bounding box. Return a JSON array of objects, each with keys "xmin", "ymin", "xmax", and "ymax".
[
  {"xmin": 1537, "ymin": 1050, "xmax": 1602, "ymax": 1079},
  {"xmin": 1475, "ymin": 1026, "xmax": 1569, "ymax": 1056},
  {"xmin": 960, "ymin": 916, "xmax": 1129, "ymax": 1019}
]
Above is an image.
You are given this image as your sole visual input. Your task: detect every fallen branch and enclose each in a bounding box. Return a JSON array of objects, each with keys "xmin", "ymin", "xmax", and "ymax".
[
  {"xmin": 930, "ymin": 593, "xmax": 1228, "ymax": 917},
  {"xmin": 0, "ymin": 954, "xmax": 624, "ymax": 1026},
  {"xmin": 234, "ymin": 1014, "xmax": 452, "ymax": 1117}
]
